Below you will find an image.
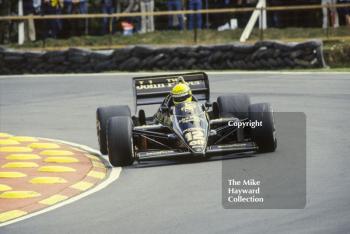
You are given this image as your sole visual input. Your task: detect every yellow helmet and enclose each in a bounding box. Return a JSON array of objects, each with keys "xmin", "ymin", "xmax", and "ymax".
[{"xmin": 171, "ymin": 78, "xmax": 192, "ymax": 105}]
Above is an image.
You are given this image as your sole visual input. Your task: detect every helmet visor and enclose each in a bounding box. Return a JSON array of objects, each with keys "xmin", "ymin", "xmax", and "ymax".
[{"xmin": 173, "ymin": 93, "xmax": 192, "ymax": 104}]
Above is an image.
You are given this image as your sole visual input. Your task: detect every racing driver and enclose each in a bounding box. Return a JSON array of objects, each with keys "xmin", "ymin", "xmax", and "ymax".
[{"xmin": 155, "ymin": 76, "xmax": 194, "ymax": 125}]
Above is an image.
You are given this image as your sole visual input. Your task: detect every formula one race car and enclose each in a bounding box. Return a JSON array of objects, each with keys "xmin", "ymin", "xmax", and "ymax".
[{"xmin": 96, "ymin": 72, "xmax": 277, "ymax": 167}]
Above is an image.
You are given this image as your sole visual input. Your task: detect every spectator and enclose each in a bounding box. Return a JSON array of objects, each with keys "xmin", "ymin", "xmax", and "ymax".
[
  {"xmin": 78, "ymin": 0, "xmax": 88, "ymax": 15},
  {"xmin": 269, "ymin": 0, "xmax": 282, "ymax": 28},
  {"xmin": 210, "ymin": 0, "xmax": 243, "ymax": 30},
  {"xmin": 140, "ymin": 0, "xmax": 154, "ymax": 33},
  {"xmin": 23, "ymin": 0, "xmax": 37, "ymax": 42},
  {"xmin": 188, "ymin": 0, "xmax": 202, "ymax": 30},
  {"xmin": 42, "ymin": 0, "xmax": 62, "ymax": 38},
  {"xmin": 322, "ymin": 0, "xmax": 339, "ymax": 29},
  {"xmin": 122, "ymin": 0, "xmax": 141, "ymax": 33},
  {"xmin": 101, "ymin": 0, "xmax": 117, "ymax": 34},
  {"xmin": 63, "ymin": 0, "xmax": 73, "ymax": 14},
  {"xmin": 63, "ymin": 0, "xmax": 75, "ymax": 37},
  {"xmin": 63, "ymin": 0, "xmax": 88, "ymax": 37},
  {"xmin": 63, "ymin": 0, "xmax": 88, "ymax": 15},
  {"xmin": 338, "ymin": 0, "xmax": 350, "ymax": 26},
  {"xmin": 77, "ymin": 0, "xmax": 89, "ymax": 35},
  {"xmin": 33, "ymin": 0, "xmax": 41, "ymax": 13},
  {"xmin": 167, "ymin": 0, "xmax": 184, "ymax": 30}
]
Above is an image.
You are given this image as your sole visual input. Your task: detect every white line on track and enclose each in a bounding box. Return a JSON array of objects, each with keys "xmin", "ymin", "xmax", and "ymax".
[
  {"xmin": 0, "ymin": 70, "xmax": 350, "ymax": 79},
  {"xmin": 0, "ymin": 138, "xmax": 121, "ymax": 228}
]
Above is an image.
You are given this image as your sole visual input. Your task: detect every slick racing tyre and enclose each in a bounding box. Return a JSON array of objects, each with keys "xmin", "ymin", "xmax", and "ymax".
[
  {"xmin": 96, "ymin": 105, "xmax": 131, "ymax": 155},
  {"xmin": 249, "ymin": 103, "xmax": 277, "ymax": 153},
  {"xmin": 107, "ymin": 116, "xmax": 134, "ymax": 167},
  {"xmin": 217, "ymin": 94, "xmax": 251, "ymax": 119}
]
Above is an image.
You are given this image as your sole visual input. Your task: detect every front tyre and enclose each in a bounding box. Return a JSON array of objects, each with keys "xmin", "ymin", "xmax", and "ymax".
[
  {"xmin": 249, "ymin": 103, "xmax": 277, "ymax": 153},
  {"xmin": 217, "ymin": 94, "xmax": 251, "ymax": 119},
  {"xmin": 96, "ymin": 105, "xmax": 131, "ymax": 155},
  {"xmin": 107, "ymin": 116, "xmax": 134, "ymax": 167}
]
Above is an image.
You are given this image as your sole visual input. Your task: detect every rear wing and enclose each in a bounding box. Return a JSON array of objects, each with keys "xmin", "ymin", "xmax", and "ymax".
[{"xmin": 132, "ymin": 72, "xmax": 210, "ymax": 110}]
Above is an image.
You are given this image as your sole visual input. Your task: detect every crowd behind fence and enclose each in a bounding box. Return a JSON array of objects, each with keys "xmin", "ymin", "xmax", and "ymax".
[{"xmin": 0, "ymin": 0, "xmax": 350, "ymax": 45}]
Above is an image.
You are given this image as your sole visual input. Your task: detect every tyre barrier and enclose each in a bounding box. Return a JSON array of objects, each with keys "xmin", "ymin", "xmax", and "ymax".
[{"xmin": 0, "ymin": 40, "xmax": 326, "ymax": 75}]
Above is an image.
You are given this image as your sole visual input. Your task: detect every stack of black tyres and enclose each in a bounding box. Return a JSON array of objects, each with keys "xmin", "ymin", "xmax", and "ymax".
[{"xmin": 0, "ymin": 40, "xmax": 326, "ymax": 75}]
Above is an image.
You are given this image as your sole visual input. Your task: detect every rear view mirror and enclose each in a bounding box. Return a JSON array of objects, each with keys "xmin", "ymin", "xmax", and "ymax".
[
  {"xmin": 160, "ymin": 106, "xmax": 169, "ymax": 113},
  {"xmin": 205, "ymin": 102, "xmax": 212, "ymax": 108}
]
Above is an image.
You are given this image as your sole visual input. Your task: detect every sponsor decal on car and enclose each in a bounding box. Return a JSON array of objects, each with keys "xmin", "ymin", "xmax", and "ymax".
[
  {"xmin": 136, "ymin": 79, "xmax": 202, "ymax": 90},
  {"xmin": 183, "ymin": 128, "xmax": 206, "ymax": 148},
  {"xmin": 139, "ymin": 150, "xmax": 176, "ymax": 156}
]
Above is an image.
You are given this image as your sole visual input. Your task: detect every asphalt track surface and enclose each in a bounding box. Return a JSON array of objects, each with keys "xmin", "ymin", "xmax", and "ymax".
[{"xmin": 0, "ymin": 73, "xmax": 349, "ymax": 234}]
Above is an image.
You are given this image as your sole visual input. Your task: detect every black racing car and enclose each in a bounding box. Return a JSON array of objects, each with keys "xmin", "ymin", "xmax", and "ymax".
[{"xmin": 96, "ymin": 72, "xmax": 277, "ymax": 167}]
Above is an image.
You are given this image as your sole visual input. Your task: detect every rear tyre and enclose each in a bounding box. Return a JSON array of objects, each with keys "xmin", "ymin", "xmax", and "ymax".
[
  {"xmin": 217, "ymin": 94, "xmax": 251, "ymax": 119},
  {"xmin": 249, "ymin": 103, "xmax": 277, "ymax": 153},
  {"xmin": 107, "ymin": 116, "xmax": 134, "ymax": 167},
  {"xmin": 96, "ymin": 105, "xmax": 131, "ymax": 155}
]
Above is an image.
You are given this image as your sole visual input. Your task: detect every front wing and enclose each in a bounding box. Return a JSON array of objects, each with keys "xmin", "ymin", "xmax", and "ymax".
[{"xmin": 136, "ymin": 142, "xmax": 257, "ymax": 161}]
